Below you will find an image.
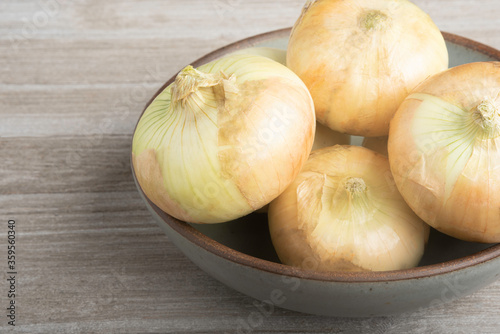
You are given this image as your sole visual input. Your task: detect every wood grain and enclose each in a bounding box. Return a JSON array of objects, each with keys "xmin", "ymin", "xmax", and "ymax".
[{"xmin": 1, "ymin": 0, "xmax": 499, "ymax": 333}]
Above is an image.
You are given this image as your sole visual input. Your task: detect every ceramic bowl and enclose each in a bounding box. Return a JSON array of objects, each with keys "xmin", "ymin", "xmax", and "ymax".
[{"xmin": 132, "ymin": 28, "xmax": 500, "ymax": 317}]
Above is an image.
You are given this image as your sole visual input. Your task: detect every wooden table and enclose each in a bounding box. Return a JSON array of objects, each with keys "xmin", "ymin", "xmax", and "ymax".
[{"xmin": 1, "ymin": 1, "xmax": 499, "ymax": 333}]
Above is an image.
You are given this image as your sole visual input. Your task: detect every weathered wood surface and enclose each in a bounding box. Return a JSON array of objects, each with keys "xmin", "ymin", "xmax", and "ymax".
[{"xmin": 1, "ymin": 0, "xmax": 499, "ymax": 333}]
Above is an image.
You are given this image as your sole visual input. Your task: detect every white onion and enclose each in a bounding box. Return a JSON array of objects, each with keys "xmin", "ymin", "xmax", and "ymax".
[
  {"xmin": 389, "ymin": 61, "xmax": 500, "ymax": 243},
  {"xmin": 287, "ymin": 0, "xmax": 448, "ymax": 137},
  {"xmin": 132, "ymin": 54, "xmax": 315, "ymax": 223},
  {"xmin": 268, "ymin": 145, "xmax": 429, "ymax": 272}
]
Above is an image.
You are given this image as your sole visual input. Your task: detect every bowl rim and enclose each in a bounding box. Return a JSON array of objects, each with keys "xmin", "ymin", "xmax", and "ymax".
[{"xmin": 133, "ymin": 28, "xmax": 500, "ymax": 283}]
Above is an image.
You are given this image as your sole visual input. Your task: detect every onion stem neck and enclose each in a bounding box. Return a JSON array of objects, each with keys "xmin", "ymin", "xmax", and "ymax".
[
  {"xmin": 344, "ymin": 177, "xmax": 367, "ymax": 196},
  {"xmin": 170, "ymin": 65, "xmax": 237, "ymax": 107},
  {"xmin": 360, "ymin": 10, "xmax": 388, "ymax": 31},
  {"xmin": 472, "ymin": 99, "xmax": 500, "ymax": 138},
  {"xmin": 304, "ymin": 0, "xmax": 318, "ymax": 10}
]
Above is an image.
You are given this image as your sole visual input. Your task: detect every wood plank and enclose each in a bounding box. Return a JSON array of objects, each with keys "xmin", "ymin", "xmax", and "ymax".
[{"xmin": 0, "ymin": 135, "xmax": 135, "ymax": 194}]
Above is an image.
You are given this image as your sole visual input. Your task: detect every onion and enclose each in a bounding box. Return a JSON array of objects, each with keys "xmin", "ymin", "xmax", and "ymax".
[
  {"xmin": 287, "ymin": 0, "xmax": 448, "ymax": 137},
  {"xmin": 268, "ymin": 145, "xmax": 429, "ymax": 272},
  {"xmin": 388, "ymin": 61, "xmax": 500, "ymax": 243},
  {"xmin": 132, "ymin": 54, "xmax": 315, "ymax": 223},
  {"xmin": 362, "ymin": 136, "xmax": 388, "ymax": 156}
]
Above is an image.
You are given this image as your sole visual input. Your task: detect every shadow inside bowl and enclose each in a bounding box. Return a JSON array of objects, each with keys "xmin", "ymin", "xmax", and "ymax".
[
  {"xmin": 190, "ymin": 214, "xmax": 495, "ymax": 268},
  {"xmin": 189, "ymin": 213, "xmax": 280, "ymax": 264}
]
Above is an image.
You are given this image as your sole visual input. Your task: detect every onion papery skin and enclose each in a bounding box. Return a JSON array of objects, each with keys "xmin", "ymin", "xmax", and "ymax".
[
  {"xmin": 388, "ymin": 61, "xmax": 500, "ymax": 243},
  {"xmin": 287, "ymin": 0, "xmax": 448, "ymax": 137},
  {"xmin": 268, "ymin": 145, "xmax": 429, "ymax": 272},
  {"xmin": 132, "ymin": 54, "xmax": 316, "ymax": 224}
]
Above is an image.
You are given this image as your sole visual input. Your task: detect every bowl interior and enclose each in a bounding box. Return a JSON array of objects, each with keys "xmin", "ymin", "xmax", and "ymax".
[{"xmin": 191, "ymin": 213, "xmax": 496, "ymax": 268}]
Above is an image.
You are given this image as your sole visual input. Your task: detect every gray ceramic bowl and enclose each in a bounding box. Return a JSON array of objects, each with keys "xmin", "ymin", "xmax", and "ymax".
[{"xmin": 132, "ymin": 28, "xmax": 500, "ymax": 317}]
